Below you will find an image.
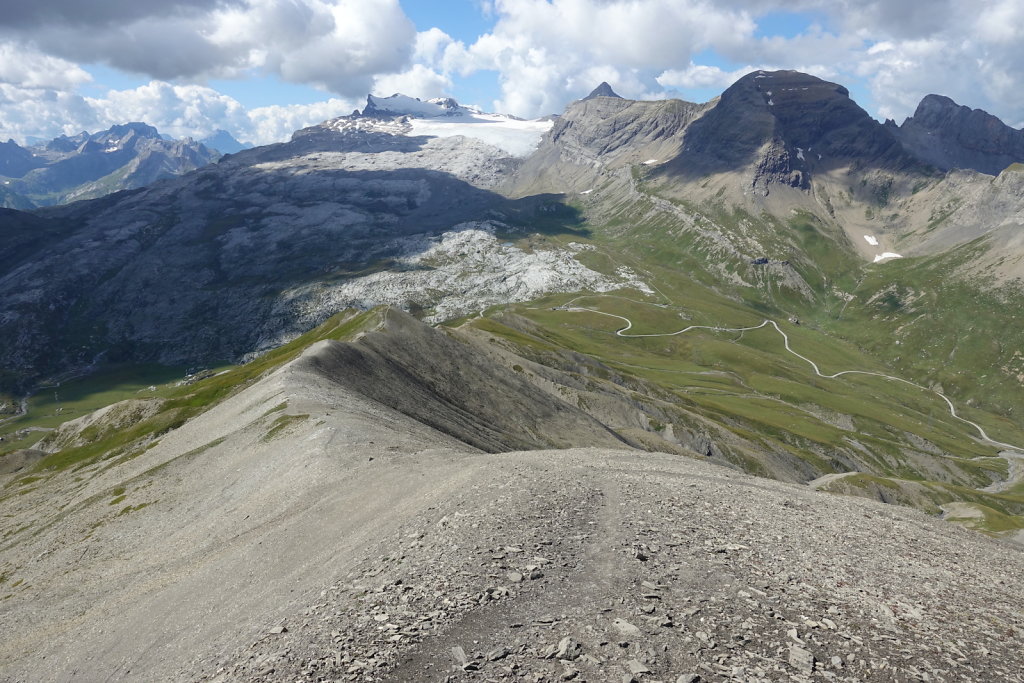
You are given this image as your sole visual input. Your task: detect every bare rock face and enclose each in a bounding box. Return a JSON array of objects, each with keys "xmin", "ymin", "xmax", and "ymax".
[
  {"xmin": 893, "ymin": 94, "xmax": 1024, "ymax": 175},
  {"xmin": 667, "ymin": 70, "xmax": 918, "ymax": 192}
]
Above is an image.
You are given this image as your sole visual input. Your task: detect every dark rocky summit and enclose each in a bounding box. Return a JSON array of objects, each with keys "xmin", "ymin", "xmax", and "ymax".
[
  {"xmin": 583, "ymin": 81, "xmax": 623, "ymax": 100},
  {"xmin": 670, "ymin": 70, "xmax": 919, "ymax": 190},
  {"xmin": 893, "ymin": 93, "xmax": 1024, "ymax": 175}
]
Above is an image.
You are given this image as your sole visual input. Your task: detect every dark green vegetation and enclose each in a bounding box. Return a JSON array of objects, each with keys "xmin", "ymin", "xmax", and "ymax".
[
  {"xmin": 1, "ymin": 309, "xmax": 379, "ymax": 478},
  {"xmin": 0, "ymin": 364, "xmax": 189, "ymax": 455}
]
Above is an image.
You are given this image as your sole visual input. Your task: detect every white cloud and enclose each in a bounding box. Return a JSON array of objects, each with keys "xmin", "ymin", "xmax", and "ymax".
[
  {"xmin": 0, "ymin": 79, "xmax": 359, "ymax": 146},
  {"xmin": 0, "ymin": 42, "xmax": 91, "ymax": 89},
  {"xmin": 3, "ymin": 0, "xmax": 1024, "ymax": 147},
  {"xmin": 372, "ymin": 64, "xmax": 453, "ymax": 101},
  {"xmin": 447, "ymin": 0, "xmax": 758, "ymax": 117},
  {"xmin": 656, "ymin": 64, "xmax": 756, "ymax": 90},
  {"xmin": 247, "ymin": 98, "xmax": 361, "ymax": 143},
  {"xmin": 0, "ymin": 0, "xmax": 416, "ymax": 97}
]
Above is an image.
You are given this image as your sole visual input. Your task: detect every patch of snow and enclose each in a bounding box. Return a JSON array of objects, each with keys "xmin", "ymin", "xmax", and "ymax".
[
  {"xmin": 796, "ymin": 147, "xmax": 805, "ymax": 161},
  {"xmin": 873, "ymin": 252, "xmax": 903, "ymax": 263},
  {"xmin": 768, "ymin": 99, "xmax": 774, "ymax": 106},
  {"xmin": 580, "ymin": 189, "xmax": 593, "ymax": 195},
  {"xmin": 642, "ymin": 159, "xmax": 659, "ymax": 165},
  {"xmin": 863, "ymin": 235, "xmax": 879, "ymax": 246},
  {"xmin": 766, "ymin": 91, "xmax": 773, "ymax": 96},
  {"xmin": 817, "ymin": 153, "xmax": 822, "ymax": 160},
  {"xmin": 409, "ymin": 112, "xmax": 552, "ymax": 157}
]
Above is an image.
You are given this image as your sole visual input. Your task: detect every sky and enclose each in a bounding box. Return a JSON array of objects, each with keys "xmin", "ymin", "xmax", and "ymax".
[{"xmin": 1, "ymin": 0, "xmax": 1022, "ymax": 146}]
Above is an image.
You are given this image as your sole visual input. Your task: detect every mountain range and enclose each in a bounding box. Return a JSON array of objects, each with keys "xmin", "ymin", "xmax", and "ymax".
[
  {"xmin": 0, "ymin": 124, "xmax": 250, "ymax": 209},
  {"xmin": 2, "ymin": 70, "xmax": 1024, "ymax": 680}
]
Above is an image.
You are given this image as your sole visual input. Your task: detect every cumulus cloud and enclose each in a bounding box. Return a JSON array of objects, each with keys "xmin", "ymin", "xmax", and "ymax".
[
  {"xmin": 448, "ymin": 0, "xmax": 758, "ymax": 117},
  {"xmin": 0, "ymin": 0, "xmax": 238, "ymax": 29},
  {"xmin": 372, "ymin": 64, "xmax": 453, "ymax": 101},
  {"xmin": 3, "ymin": 0, "xmax": 1024, "ymax": 147},
  {"xmin": 0, "ymin": 43, "xmax": 91, "ymax": 89},
  {"xmin": 0, "ymin": 0, "xmax": 416, "ymax": 95},
  {"xmin": 0, "ymin": 79, "xmax": 359, "ymax": 146}
]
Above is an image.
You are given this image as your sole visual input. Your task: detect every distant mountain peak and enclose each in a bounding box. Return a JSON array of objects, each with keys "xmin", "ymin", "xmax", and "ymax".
[
  {"xmin": 894, "ymin": 93, "xmax": 1024, "ymax": 174},
  {"xmin": 104, "ymin": 122, "xmax": 161, "ymax": 139},
  {"xmin": 201, "ymin": 129, "xmax": 252, "ymax": 155},
  {"xmin": 362, "ymin": 93, "xmax": 470, "ymax": 118},
  {"xmin": 583, "ymin": 82, "xmax": 622, "ymax": 100}
]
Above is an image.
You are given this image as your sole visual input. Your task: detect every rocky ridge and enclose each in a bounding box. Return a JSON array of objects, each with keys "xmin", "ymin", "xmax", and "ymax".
[
  {"xmin": 892, "ymin": 94, "xmax": 1024, "ymax": 175},
  {"xmin": 0, "ymin": 322, "xmax": 1020, "ymax": 682},
  {"xmin": 0, "ymin": 122, "xmax": 220, "ymax": 208}
]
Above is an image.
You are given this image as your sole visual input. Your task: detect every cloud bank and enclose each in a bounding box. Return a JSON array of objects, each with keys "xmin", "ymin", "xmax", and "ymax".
[{"xmin": 1, "ymin": 0, "xmax": 1022, "ymax": 146}]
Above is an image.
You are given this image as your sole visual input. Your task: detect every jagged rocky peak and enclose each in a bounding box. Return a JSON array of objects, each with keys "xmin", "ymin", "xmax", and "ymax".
[
  {"xmin": 0, "ymin": 138, "xmax": 42, "ymax": 178},
  {"xmin": 583, "ymin": 82, "xmax": 622, "ymax": 100},
  {"xmin": 894, "ymin": 94, "xmax": 1024, "ymax": 174},
  {"xmin": 101, "ymin": 122, "xmax": 161, "ymax": 140}
]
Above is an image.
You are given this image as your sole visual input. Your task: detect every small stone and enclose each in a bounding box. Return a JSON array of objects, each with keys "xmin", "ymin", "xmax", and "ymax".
[
  {"xmin": 627, "ymin": 659, "xmax": 651, "ymax": 674},
  {"xmin": 831, "ymin": 656, "xmax": 843, "ymax": 668},
  {"xmin": 451, "ymin": 646, "xmax": 469, "ymax": 667},
  {"xmin": 269, "ymin": 626, "xmax": 287, "ymax": 634},
  {"xmin": 676, "ymin": 675, "xmax": 700, "ymax": 683},
  {"xmin": 508, "ymin": 571, "xmax": 525, "ymax": 583},
  {"xmin": 613, "ymin": 619, "xmax": 643, "ymax": 637},
  {"xmin": 487, "ymin": 647, "xmax": 510, "ymax": 662},
  {"xmin": 556, "ymin": 637, "xmax": 582, "ymax": 661},
  {"xmin": 789, "ymin": 645, "xmax": 815, "ymax": 674},
  {"xmin": 529, "ymin": 569, "xmax": 544, "ymax": 580}
]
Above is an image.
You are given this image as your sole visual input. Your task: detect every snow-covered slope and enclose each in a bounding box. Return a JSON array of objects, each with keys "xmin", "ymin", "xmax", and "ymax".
[
  {"xmin": 409, "ymin": 113, "xmax": 552, "ymax": 157},
  {"xmin": 361, "ymin": 93, "xmax": 552, "ymax": 157}
]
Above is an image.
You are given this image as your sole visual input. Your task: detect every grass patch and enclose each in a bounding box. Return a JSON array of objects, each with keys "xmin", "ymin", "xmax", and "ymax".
[{"xmin": 262, "ymin": 414, "xmax": 309, "ymax": 442}]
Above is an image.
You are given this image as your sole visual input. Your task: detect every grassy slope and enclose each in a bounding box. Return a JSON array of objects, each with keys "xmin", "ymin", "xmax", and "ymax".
[
  {"xmin": 4, "ymin": 164, "xmax": 1022, "ymax": 537},
  {"xmin": 466, "ymin": 175, "xmax": 1024, "ymax": 536},
  {"xmin": 0, "ymin": 309, "xmax": 379, "ymax": 477},
  {"xmin": 0, "ymin": 364, "xmax": 191, "ymax": 456}
]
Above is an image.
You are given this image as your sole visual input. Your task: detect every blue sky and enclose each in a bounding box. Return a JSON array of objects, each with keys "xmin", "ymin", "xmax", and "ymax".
[{"xmin": 0, "ymin": 0, "xmax": 1021, "ymax": 145}]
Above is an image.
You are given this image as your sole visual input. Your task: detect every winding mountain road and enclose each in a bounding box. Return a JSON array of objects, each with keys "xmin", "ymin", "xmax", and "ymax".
[{"xmin": 559, "ymin": 304, "xmax": 1024, "ymax": 466}]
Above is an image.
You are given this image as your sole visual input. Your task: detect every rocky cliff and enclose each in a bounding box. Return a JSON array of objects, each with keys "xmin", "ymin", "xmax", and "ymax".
[{"xmin": 893, "ymin": 93, "xmax": 1024, "ymax": 175}]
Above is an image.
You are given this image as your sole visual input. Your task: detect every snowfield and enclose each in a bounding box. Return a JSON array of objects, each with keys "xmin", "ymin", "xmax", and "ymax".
[
  {"xmin": 358, "ymin": 92, "xmax": 553, "ymax": 158},
  {"xmin": 864, "ymin": 235, "xmax": 879, "ymax": 246},
  {"xmin": 409, "ymin": 112, "xmax": 552, "ymax": 157}
]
